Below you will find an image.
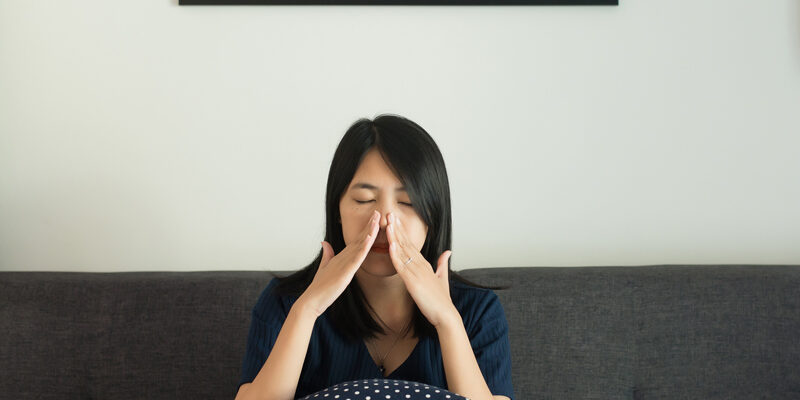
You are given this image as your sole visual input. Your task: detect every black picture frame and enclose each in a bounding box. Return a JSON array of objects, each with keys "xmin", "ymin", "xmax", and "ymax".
[{"xmin": 180, "ymin": 0, "xmax": 617, "ymax": 5}]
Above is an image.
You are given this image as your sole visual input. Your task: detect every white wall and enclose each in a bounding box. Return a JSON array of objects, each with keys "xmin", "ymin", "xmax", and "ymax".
[{"xmin": 1, "ymin": 0, "xmax": 798, "ymax": 272}]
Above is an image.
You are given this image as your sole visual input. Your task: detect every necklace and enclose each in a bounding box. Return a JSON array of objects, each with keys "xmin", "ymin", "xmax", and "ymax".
[{"xmin": 368, "ymin": 318, "xmax": 412, "ymax": 375}]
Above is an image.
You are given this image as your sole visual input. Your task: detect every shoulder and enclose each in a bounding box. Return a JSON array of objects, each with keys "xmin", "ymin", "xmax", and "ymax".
[
  {"xmin": 251, "ymin": 277, "xmax": 299, "ymax": 323},
  {"xmin": 450, "ymin": 279, "xmax": 507, "ymax": 330}
]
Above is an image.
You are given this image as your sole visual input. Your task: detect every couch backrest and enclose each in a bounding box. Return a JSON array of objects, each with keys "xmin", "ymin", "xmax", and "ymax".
[
  {"xmin": 2, "ymin": 266, "xmax": 799, "ymax": 399},
  {"xmin": 1, "ymin": 271, "xmax": 267, "ymax": 399},
  {"xmin": 459, "ymin": 265, "xmax": 800, "ymax": 399}
]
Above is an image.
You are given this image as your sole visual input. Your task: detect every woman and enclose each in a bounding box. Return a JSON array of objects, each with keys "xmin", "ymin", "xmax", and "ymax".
[{"xmin": 236, "ymin": 115, "xmax": 514, "ymax": 400}]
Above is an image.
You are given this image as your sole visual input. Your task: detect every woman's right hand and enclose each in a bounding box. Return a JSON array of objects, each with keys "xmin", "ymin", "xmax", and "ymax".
[{"xmin": 296, "ymin": 210, "xmax": 380, "ymax": 318}]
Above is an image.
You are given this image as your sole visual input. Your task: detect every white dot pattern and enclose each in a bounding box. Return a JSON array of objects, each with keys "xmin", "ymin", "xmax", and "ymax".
[{"xmin": 299, "ymin": 379, "xmax": 468, "ymax": 400}]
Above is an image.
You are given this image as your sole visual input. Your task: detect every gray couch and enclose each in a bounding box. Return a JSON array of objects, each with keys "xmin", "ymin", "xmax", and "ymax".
[{"xmin": 2, "ymin": 265, "xmax": 799, "ymax": 399}]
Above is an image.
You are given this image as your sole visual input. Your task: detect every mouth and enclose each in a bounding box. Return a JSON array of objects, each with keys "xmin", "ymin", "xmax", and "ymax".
[{"xmin": 370, "ymin": 243, "xmax": 389, "ymax": 253}]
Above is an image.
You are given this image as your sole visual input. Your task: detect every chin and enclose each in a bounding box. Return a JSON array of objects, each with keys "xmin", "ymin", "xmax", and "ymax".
[{"xmin": 360, "ymin": 255, "xmax": 397, "ymax": 277}]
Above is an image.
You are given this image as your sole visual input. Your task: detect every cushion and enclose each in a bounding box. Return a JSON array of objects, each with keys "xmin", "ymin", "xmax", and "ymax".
[{"xmin": 298, "ymin": 379, "xmax": 468, "ymax": 400}]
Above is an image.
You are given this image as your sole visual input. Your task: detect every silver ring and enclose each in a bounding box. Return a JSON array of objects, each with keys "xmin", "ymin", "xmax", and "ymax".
[{"xmin": 404, "ymin": 257, "xmax": 413, "ymax": 265}]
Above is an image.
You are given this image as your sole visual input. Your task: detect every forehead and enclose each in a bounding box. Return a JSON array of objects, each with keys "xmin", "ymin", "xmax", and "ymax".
[{"xmin": 349, "ymin": 149, "xmax": 404, "ymax": 190}]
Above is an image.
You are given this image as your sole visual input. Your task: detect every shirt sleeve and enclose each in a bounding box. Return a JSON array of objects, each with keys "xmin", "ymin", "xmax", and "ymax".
[
  {"xmin": 465, "ymin": 290, "xmax": 515, "ymax": 400},
  {"xmin": 238, "ymin": 278, "xmax": 290, "ymax": 389}
]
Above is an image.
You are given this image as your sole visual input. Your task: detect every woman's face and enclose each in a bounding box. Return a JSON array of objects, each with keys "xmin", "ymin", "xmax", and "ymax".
[{"xmin": 339, "ymin": 148, "xmax": 428, "ymax": 277}]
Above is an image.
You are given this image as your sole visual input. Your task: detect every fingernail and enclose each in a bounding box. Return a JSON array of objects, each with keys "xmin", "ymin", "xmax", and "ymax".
[{"xmin": 388, "ymin": 213, "xmax": 394, "ymax": 223}]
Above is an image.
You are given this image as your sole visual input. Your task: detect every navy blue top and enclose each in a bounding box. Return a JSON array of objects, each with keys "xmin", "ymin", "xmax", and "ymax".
[{"xmin": 239, "ymin": 278, "xmax": 515, "ymax": 400}]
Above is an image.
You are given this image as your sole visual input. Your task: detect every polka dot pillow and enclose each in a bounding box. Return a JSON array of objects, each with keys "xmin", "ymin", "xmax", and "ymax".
[{"xmin": 299, "ymin": 379, "xmax": 469, "ymax": 400}]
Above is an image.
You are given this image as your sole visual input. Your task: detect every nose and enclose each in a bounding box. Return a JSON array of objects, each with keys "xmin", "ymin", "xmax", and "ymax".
[
  {"xmin": 376, "ymin": 204, "xmax": 396, "ymax": 229},
  {"xmin": 378, "ymin": 210, "xmax": 389, "ymax": 229}
]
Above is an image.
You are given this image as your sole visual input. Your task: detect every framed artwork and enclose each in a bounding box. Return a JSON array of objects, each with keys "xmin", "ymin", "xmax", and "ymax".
[{"xmin": 180, "ymin": 0, "xmax": 617, "ymax": 5}]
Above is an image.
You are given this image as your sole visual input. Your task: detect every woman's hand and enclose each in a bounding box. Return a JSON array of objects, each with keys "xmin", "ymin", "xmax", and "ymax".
[
  {"xmin": 386, "ymin": 212, "xmax": 457, "ymax": 328},
  {"xmin": 297, "ymin": 210, "xmax": 380, "ymax": 318}
]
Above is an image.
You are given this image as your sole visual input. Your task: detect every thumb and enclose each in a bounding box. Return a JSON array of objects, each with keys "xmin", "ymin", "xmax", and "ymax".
[
  {"xmin": 436, "ymin": 250, "xmax": 452, "ymax": 279},
  {"xmin": 320, "ymin": 241, "xmax": 334, "ymax": 269}
]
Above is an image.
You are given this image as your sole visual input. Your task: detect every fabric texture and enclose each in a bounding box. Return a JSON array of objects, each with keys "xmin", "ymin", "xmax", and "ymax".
[
  {"xmin": 459, "ymin": 266, "xmax": 800, "ymax": 399},
  {"xmin": 239, "ymin": 277, "xmax": 515, "ymax": 400},
  {"xmin": 2, "ymin": 266, "xmax": 800, "ymax": 399},
  {"xmin": 297, "ymin": 379, "xmax": 467, "ymax": 400}
]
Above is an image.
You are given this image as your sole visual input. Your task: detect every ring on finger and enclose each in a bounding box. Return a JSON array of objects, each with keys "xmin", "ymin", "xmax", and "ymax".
[{"xmin": 404, "ymin": 257, "xmax": 413, "ymax": 265}]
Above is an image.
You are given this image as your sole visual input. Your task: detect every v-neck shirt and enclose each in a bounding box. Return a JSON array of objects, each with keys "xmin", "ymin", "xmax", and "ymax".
[{"xmin": 239, "ymin": 277, "xmax": 515, "ymax": 400}]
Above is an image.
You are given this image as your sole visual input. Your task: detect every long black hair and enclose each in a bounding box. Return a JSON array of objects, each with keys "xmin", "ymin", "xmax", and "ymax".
[{"xmin": 273, "ymin": 114, "xmax": 505, "ymax": 342}]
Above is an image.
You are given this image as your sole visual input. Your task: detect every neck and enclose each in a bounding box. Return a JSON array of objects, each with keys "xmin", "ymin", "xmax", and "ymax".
[{"xmin": 354, "ymin": 268, "xmax": 415, "ymax": 333}]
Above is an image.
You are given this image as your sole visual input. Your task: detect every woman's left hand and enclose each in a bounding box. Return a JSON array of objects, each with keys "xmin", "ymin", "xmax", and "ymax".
[{"xmin": 386, "ymin": 212, "xmax": 459, "ymax": 328}]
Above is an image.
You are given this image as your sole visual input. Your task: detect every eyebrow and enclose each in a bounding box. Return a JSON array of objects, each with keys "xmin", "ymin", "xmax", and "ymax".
[{"xmin": 351, "ymin": 182, "xmax": 406, "ymax": 192}]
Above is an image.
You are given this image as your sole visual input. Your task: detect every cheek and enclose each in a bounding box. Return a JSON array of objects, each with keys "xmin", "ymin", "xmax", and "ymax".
[
  {"xmin": 340, "ymin": 207, "xmax": 370, "ymax": 242},
  {"xmin": 403, "ymin": 216, "xmax": 428, "ymax": 247}
]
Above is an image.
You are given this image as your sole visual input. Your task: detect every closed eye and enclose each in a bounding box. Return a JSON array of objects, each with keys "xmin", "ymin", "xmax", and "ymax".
[{"xmin": 355, "ymin": 200, "xmax": 413, "ymax": 206}]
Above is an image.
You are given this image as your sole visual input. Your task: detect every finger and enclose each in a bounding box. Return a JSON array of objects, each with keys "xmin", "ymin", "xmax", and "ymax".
[
  {"xmin": 436, "ymin": 250, "xmax": 452, "ymax": 279},
  {"xmin": 388, "ymin": 241, "xmax": 411, "ymax": 276},
  {"xmin": 362, "ymin": 210, "xmax": 380, "ymax": 245},
  {"xmin": 320, "ymin": 241, "xmax": 334, "ymax": 269},
  {"xmin": 387, "ymin": 219, "xmax": 411, "ymax": 276},
  {"xmin": 391, "ymin": 213, "xmax": 410, "ymax": 248},
  {"xmin": 333, "ymin": 211, "xmax": 378, "ymax": 274},
  {"xmin": 361, "ymin": 210, "xmax": 380, "ymax": 241},
  {"xmin": 352, "ymin": 210, "xmax": 380, "ymax": 265},
  {"xmin": 345, "ymin": 210, "xmax": 379, "ymax": 254},
  {"xmin": 390, "ymin": 214, "xmax": 422, "ymax": 273}
]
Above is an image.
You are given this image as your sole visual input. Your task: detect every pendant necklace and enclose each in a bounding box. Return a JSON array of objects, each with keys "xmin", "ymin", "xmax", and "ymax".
[{"xmin": 370, "ymin": 318, "xmax": 412, "ymax": 376}]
